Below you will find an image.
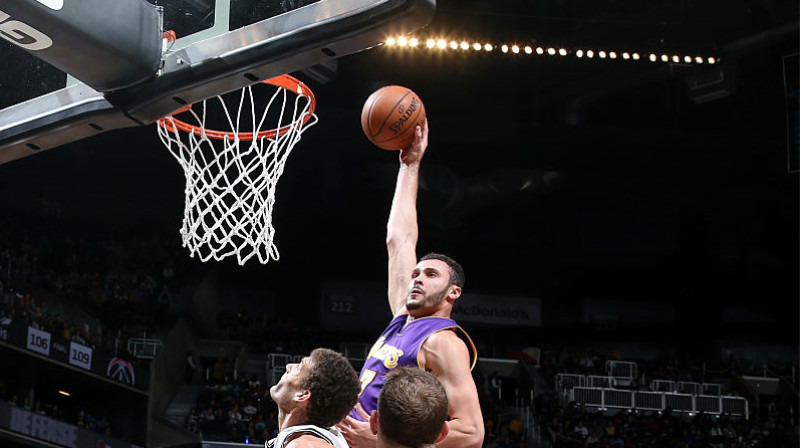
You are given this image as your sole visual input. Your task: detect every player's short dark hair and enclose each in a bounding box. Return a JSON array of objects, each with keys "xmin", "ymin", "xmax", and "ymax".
[
  {"xmin": 303, "ymin": 348, "xmax": 360, "ymax": 427},
  {"xmin": 420, "ymin": 252, "xmax": 465, "ymax": 288},
  {"xmin": 378, "ymin": 367, "xmax": 448, "ymax": 448}
]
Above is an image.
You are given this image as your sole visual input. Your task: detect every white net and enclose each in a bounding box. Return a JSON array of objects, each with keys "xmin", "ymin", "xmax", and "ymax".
[{"xmin": 157, "ymin": 76, "xmax": 317, "ymax": 265}]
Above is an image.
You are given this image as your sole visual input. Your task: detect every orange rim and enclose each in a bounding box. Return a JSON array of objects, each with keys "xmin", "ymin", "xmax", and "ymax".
[{"xmin": 157, "ymin": 74, "xmax": 316, "ymax": 141}]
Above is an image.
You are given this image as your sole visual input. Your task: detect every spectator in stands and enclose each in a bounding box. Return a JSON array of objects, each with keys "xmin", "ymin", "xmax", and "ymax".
[
  {"xmin": 242, "ymin": 398, "xmax": 258, "ymax": 422},
  {"xmin": 186, "ymin": 407, "xmax": 199, "ymax": 433},
  {"xmin": 267, "ymin": 348, "xmax": 359, "ymax": 448},
  {"xmin": 489, "ymin": 370, "xmax": 503, "ymax": 401},
  {"xmin": 227, "ymin": 403, "xmax": 243, "ymax": 433},
  {"xmin": 574, "ymin": 420, "xmax": 589, "ymax": 439},
  {"xmin": 200, "ymin": 405, "xmax": 216, "ymax": 429}
]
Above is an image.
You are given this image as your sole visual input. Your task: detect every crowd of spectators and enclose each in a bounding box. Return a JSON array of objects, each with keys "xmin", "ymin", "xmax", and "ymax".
[
  {"xmin": 188, "ymin": 374, "xmax": 280, "ymax": 444},
  {"xmin": 527, "ymin": 345, "xmax": 799, "ymax": 448},
  {"xmin": 533, "ymin": 395, "xmax": 798, "ymax": 448},
  {"xmin": 3, "ymin": 390, "xmax": 116, "ymax": 438},
  {"xmin": 482, "ymin": 389, "xmax": 527, "ymax": 448},
  {"xmin": 1, "ymin": 284, "xmax": 98, "ymax": 347},
  {"xmin": 0, "ymin": 219, "xmax": 197, "ymax": 359}
]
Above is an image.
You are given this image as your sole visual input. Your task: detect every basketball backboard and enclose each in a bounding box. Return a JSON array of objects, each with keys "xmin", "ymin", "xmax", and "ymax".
[{"xmin": 0, "ymin": 0, "xmax": 435, "ymax": 164}]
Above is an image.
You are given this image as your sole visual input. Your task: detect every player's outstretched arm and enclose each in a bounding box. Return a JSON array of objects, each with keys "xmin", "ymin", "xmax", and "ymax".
[
  {"xmin": 419, "ymin": 330, "xmax": 485, "ymax": 448},
  {"xmin": 386, "ymin": 121, "xmax": 429, "ymax": 316}
]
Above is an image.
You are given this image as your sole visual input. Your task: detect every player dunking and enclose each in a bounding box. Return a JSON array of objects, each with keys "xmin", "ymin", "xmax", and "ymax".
[{"xmin": 337, "ymin": 122, "xmax": 485, "ymax": 448}]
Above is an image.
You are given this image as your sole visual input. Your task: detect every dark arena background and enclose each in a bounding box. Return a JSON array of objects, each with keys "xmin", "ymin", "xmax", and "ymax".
[{"xmin": 0, "ymin": 0, "xmax": 798, "ymax": 447}]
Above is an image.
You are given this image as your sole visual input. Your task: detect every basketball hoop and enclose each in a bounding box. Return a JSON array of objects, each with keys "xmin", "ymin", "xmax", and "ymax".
[{"xmin": 156, "ymin": 74, "xmax": 317, "ymax": 265}]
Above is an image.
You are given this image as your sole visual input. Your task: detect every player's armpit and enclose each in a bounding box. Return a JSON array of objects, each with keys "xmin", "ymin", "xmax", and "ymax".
[{"xmin": 419, "ymin": 330, "xmax": 485, "ymax": 448}]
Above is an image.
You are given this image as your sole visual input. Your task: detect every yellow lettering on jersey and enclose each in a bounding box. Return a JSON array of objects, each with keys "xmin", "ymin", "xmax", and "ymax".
[{"xmin": 367, "ymin": 337, "xmax": 404, "ymax": 369}]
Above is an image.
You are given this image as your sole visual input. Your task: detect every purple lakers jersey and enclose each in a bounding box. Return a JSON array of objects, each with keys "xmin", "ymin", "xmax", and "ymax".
[{"xmin": 350, "ymin": 314, "xmax": 477, "ymax": 420}]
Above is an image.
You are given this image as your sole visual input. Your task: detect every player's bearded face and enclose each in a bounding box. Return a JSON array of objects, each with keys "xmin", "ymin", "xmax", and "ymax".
[{"xmin": 406, "ymin": 283, "xmax": 448, "ymax": 311}]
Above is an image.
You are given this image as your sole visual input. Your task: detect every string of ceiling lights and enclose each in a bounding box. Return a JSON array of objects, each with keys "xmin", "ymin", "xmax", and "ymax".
[{"xmin": 381, "ymin": 36, "xmax": 718, "ymax": 65}]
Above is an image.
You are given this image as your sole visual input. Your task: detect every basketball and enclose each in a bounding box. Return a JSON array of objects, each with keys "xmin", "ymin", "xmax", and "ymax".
[{"xmin": 360, "ymin": 85, "xmax": 426, "ymax": 150}]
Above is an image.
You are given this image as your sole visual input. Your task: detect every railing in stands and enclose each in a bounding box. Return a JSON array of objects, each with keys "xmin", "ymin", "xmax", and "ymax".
[
  {"xmin": 519, "ymin": 405, "xmax": 552, "ymax": 448},
  {"xmin": 266, "ymin": 353, "xmax": 292, "ymax": 387},
  {"xmin": 678, "ymin": 381, "xmax": 701, "ymax": 395},
  {"xmin": 555, "ymin": 373, "xmax": 586, "ymax": 390},
  {"xmin": 128, "ymin": 337, "xmax": 163, "ymax": 359},
  {"xmin": 702, "ymin": 383, "xmax": 724, "ymax": 395},
  {"xmin": 569, "ymin": 387, "xmax": 749, "ymax": 419},
  {"xmin": 266, "ymin": 353, "xmax": 293, "ymax": 369},
  {"xmin": 264, "ymin": 350, "xmax": 357, "ymax": 387},
  {"xmin": 269, "ymin": 366, "xmax": 286, "ymax": 388},
  {"xmin": 651, "ymin": 379, "xmax": 676, "ymax": 392},
  {"xmin": 606, "ymin": 360, "xmax": 637, "ymax": 385},
  {"xmin": 340, "ymin": 342, "xmax": 371, "ymax": 361},
  {"xmin": 588, "ymin": 375, "xmax": 617, "ymax": 388}
]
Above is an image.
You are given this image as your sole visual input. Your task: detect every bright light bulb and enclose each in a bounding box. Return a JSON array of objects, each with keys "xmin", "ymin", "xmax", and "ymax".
[
  {"xmin": 460, "ymin": 41, "xmax": 469, "ymax": 50},
  {"xmin": 397, "ymin": 36, "xmax": 408, "ymax": 46},
  {"xmin": 632, "ymin": 53, "xmax": 640, "ymax": 60},
  {"xmin": 660, "ymin": 54, "xmax": 668, "ymax": 62},
  {"xmin": 473, "ymin": 42, "xmax": 481, "ymax": 50},
  {"xmin": 559, "ymin": 48, "xmax": 567, "ymax": 56},
  {"xmin": 535, "ymin": 47, "xmax": 544, "ymax": 55},
  {"xmin": 694, "ymin": 56, "xmax": 703, "ymax": 64},
  {"xmin": 484, "ymin": 43, "xmax": 493, "ymax": 51},
  {"xmin": 598, "ymin": 50, "xmax": 606, "ymax": 58},
  {"xmin": 426, "ymin": 39, "xmax": 435, "ymax": 48},
  {"xmin": 576, "ymin": 49, "xmax": 584, "ymax": 58},
  {"xmin": 524, "ymin": 46, "xmax": 532, "ymax": 54},
  {"xmin": 512, "ymin": 45, "xmax": 520, "ymax": 53},
  {"xmin": 409, "ymin": 38, "xmax": 419, "ymax": 47},
  {"xmin": 501, "ymin": 44, "xmax": 509, "ymax": 53},
  {"xmin": 586, "ymin": 50, "xmax": 594, "ymax": 58},
  {"xmin": 649, "ymin": 54, "xmax": 657, "ymax": 62},
  {"xmin": 449, "ymin": 41, "xmax": 458, "ymax": 49},
  {"xmin": 684, "ymin": 56, "xmax": 692, "ymax": 63},
  {"xmin": 386, "ymin": 37, "xmax": 396, "ymax": 46},
  {"xmin": 622, "ymin": 52, "xmax": 630, "ymax": 59},
  {"xmin": 437, "ymin": 39, "xmax": 446, "ymax": 49},
  {"xmin": 708, "ymin": 57, "xmax": 716, "ymax": 64},
  {"xmin": 672, "ymin": 55, "xmax": 680, "ymax": 63},
  {"xmin": 546, "ymin": 47, "xmax": 556, "ymax": 55},
  {"xmin": 609, "ymin": 51, "xmax": 617, "ymax": 59}
]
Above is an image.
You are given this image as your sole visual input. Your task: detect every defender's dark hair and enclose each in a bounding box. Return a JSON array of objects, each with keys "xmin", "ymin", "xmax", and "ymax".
[
  {"xmin": 378, "ymin": 367, "xmax": 449, "ymax": 448},
  {"xmin": 420, "ymin": 252, "xmax": 465, "ymax": 288},
  {"xmin": 303, "ymin": 348, "xmax": 360, "ymax": 427}
]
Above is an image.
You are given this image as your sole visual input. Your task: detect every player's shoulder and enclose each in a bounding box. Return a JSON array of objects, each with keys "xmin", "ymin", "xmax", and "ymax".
[
  {"xmin": 423, "ymin": 328, "xmax": 468, "ymax": 351},
  {"xmin": 284, "ymin": 434, "xmax": 336, "ymax": 448}
]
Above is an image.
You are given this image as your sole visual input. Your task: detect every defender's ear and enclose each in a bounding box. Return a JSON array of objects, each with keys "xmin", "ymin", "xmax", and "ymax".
[
  {"xmin": 435, "ymin": 421, "xmax": 450, "ymax": 444},
  {"xmin": 296, "ymin": 389, "xmax": 311, "ymax": 404},
  {"xmin": 369, "ymin": 410, "xmax": 379, "ymax": 435}
]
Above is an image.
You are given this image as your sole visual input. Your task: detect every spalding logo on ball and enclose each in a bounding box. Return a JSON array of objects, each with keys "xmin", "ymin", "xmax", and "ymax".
[{"xmin": 361, "ymin": 85, "xmax": 426, "ymax": 150}]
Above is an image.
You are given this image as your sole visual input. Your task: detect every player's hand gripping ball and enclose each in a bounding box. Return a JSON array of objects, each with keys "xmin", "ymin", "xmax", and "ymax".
[{"xmin": 361, "ymin": 85, "xmax": 426, "ymax": 150}]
